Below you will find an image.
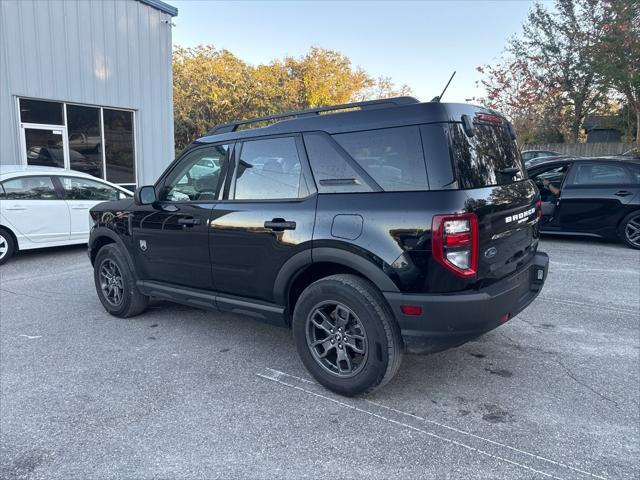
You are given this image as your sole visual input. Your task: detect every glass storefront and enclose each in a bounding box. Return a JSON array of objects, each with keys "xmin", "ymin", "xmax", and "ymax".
[{"xmin": 18, "ymin": 98, "xmax": 136, "ymax": 187}]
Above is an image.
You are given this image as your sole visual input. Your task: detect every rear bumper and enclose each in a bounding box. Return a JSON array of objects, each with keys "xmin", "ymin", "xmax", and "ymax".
[{"xmin": 383, "ymin": 251, "xmax": 549, "ymax": 354}]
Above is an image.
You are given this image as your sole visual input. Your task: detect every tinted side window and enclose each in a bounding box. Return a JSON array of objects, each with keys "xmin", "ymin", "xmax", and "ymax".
[
  {"xmin": 303, "ymin": 133, "xmax": 372, "ymax": 193},
  {"xmin": 60, "ymin": 176, "xmax": 121, "ymax": 201},
  {"xmin": 333, "ymin": 126, "xmax": 429, "ymax": 191},
  {"xmin": 0, "ymin": 176, "xmax": 58, "ymax": 200},
  {"xmin": 163, "ymin": 144, "xmax": 230, "ymax": 201},
  {"xmin": 234, "ymin": 137, "xmax": 304, "ymax": 200},
  {"xmin": 420, "ymin": 124, "xmax": 455, "ymax": 189},
  {"xmin": 571, "ymin": 163, "xmax": 632, "ymax": 185}
]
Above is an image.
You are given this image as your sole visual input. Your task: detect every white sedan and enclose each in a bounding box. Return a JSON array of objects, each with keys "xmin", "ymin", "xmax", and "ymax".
[{"xmin": 0, "ymin": 165, "xmax": 132, "ymax": 264}]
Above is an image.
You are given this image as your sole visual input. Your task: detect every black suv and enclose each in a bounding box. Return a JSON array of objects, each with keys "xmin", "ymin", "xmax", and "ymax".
[{"xmin": 88, "ymin": 97, "xmax": 548, "ymax": 396}]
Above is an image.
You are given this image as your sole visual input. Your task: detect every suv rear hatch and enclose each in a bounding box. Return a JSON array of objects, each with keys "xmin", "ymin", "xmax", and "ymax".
[{"xmin": 438, "ymin": 112, "xmax": 540, "ymax": 285}]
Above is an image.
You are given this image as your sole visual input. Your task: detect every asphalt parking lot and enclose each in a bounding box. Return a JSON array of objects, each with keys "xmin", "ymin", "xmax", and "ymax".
[{"xmin": 0, "ymin": 238, "xmax": 638, "ymax": 480}]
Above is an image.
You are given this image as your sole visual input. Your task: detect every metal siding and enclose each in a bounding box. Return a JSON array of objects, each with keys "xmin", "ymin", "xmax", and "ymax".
[{"xmin": 0, "ymin": 0, "xmax": 175, "ymax": 184}]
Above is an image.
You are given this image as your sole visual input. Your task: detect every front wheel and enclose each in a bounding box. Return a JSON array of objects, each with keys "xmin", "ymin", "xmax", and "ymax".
[
  {"xmin": 94, "ymin": 244, "xmax": 149, "ymax": 317},
  {"xmin": 292, "ymin": 274, "xmax": 402, "ymax": 396},
  {"xmin": 620, "ymin": 211, "xmax": 640, "ymax": 249}
]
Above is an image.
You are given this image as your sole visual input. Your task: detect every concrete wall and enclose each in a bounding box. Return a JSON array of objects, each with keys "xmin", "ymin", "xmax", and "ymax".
[{"xmin": 0, "ymin": 0, "xmax": 175, "ymax": 184}]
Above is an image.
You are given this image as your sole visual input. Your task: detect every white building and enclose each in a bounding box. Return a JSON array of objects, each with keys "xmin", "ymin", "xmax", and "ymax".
[{"xmin": 0, "ymin": 0, "xmax": 178, "ymax": 189}]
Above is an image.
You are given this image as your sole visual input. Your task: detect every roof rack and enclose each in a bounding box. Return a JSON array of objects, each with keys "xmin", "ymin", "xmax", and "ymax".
[{"xmin": 207, "ymin": 96, "xmax": 420, "ymax": 135}]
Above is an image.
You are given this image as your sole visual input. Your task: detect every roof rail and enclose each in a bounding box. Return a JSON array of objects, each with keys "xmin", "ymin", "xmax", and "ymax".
[{"xmin": 207, "ymin": 96, "xmax": 420, "ymax": 135}]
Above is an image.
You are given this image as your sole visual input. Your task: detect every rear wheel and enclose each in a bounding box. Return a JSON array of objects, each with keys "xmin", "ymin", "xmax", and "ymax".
[
  {"xmin": 621, "ymin": 211, "xmax": 640, "ymax": 249},
  {"xmin": 0, "ymin": 228, "xmax": 16, "ymax": 265},
  {"xmin": 292, "ymin": 274, "xmax": 402, "ymax": 396},
  {"xmin": 94, "ymin": 244, "xmax": 149, "ymax": 317}
]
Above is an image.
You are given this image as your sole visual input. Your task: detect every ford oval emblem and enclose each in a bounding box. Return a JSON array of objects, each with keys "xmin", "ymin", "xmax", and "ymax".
[{"xmin": 484, "ymin": 246, "xmax": 498, "ymax": 259}]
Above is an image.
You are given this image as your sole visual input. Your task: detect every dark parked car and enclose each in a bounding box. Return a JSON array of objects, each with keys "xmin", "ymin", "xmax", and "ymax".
[
  {"xmin": 623, "ymin": 148, "xmax": 640, "ymax": 159},
  {"xmin": 88, "ymin": 97, "xmax": 548, "ymax": 396},
  {"xmin": 528, "ymin": 157, "xmax": 640, "ymax": 248},
  {"xmin": 522, "ymin": 149, "xmax": 561, "ymax": 165}
]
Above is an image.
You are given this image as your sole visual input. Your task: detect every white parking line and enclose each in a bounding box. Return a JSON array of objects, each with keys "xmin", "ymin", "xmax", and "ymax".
[
  {"xmin": 262, "ymin": 368, "xmax": 608, "ymax": 480},
  {"xmin": 365, "ymin": 401, "xmax": 606, "ymax": 480},
  {"xmin": 258, "ymin": 371, "xmax": 568, "ymax": 480},
  {"xmin": 265, "ymin": 367, "xmax": 316, "ymax": 384}
]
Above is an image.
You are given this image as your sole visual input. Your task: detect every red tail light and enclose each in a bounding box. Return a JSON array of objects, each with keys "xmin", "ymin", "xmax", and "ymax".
[
  {"xmin": 535, "ymin": 200, "xmax": 542, "ymax": 220},
  {"xmin": 432, "ymin": 213, "xmax": 479, "ymax": 278}
]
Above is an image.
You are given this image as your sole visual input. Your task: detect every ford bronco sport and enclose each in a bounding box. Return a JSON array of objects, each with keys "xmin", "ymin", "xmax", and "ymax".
[{"xmin": 88, "ymin": 97, "xmax": 548, "ymax": 396}]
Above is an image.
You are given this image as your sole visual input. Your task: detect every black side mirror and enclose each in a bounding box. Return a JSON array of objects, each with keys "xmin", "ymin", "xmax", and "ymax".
[{"xmin": 134, "ymin": 185, "xmax": 157, "ymax": 205}]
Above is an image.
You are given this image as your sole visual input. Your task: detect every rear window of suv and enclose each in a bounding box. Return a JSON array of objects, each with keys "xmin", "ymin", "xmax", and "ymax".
[
  {"xmin": 332, "ymin": 126, "xmax": 429, "ymax": 191},
  {"xmin": 446, "ymin": 123, "xmax": 525, "ymax": 189}
]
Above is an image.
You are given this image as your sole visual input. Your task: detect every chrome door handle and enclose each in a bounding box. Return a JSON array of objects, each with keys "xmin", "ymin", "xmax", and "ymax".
[
  {"xmin": 4, "ymin": 206, "xmax": 26, "ymax": 210},
  {"xmin": 71, "ymin": 205, "xmax": 91, "ymax": 209}
]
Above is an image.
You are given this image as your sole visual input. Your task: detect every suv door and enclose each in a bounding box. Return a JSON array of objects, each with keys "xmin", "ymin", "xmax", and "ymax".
[
  {"xmin": 57, "ymin": 175, "xmax": 128, "ymax": 242},
  {"xmin": 557, "ymin": 161, "xmax": 639, "ymax": 235},
  {"xmin": 0, "ymin": 175, "xmax": 70, "ymax": 243},
  {"xmin": 131, "ymin": 143, "xmax": 232, "ymax": 290},
  {"xmin": 210, "ymin": 135, "xmax": 317, "ymax": 303}
]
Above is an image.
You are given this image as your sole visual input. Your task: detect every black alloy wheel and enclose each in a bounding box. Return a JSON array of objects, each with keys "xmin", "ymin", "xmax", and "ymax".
[
  {"xmin": 99, "ymin": 258, "xmax": 124, "ymax": 306},
  {"xmin": 623, "ymin": 212, "xmax": 640, "ymax": 249},
  {"xmin": 306, "ymin": 301, "xmax": 368, "ymax": 378}
]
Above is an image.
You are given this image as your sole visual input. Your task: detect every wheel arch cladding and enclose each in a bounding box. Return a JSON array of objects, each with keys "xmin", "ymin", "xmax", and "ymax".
[
  {"xmin": 89, "ymin": 228, "xmax": 135, "ymax": 272},
  {"xmin": 278, "ymin": 247, "xmax": 400, "ymax": 324}
]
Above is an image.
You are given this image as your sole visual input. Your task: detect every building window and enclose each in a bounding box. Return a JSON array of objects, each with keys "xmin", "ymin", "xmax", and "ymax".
[
  {"xmin": 18, "ymin": 98, "xmax": 136, "ymax": 187},
  {"xmin": 67, "ymin": 105, "xmax": 103, "ymax": 179},
  {"xmin": 19, "ymin": 98, "xmax": 64, "ymax": 125},
  {"xmin": 103, "ymin": 109, "xmax": 135, "ymax": 185}
]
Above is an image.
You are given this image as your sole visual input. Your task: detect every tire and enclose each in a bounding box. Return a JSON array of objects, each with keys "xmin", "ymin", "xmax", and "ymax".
[
  {"xmin": 0, "ymin": 228, "xmax": 16, "ymax": 265},
  {"xmin": 93, "ymin": 244, "xmax": 149, "ymax": 317},
  {"xmin": 620, "ymin": 211, "xmax": 640, "ymax": 250},
  {"xmin": 292, "ymin": 274, "xmax": 402, "ymax": 396}
]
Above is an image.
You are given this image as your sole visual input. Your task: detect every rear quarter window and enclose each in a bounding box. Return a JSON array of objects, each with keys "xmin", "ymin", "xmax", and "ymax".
[
  {"xmin": 332, "ymin": 126, "xmax": 429, "ymax": 191},
  {"xmin": 302, "ymin": 133, "xmax": 372, "ymax": 193}
]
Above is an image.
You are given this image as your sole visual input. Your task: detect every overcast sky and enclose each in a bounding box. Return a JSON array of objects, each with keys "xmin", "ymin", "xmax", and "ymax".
[{"xmin": 171, "ymin": 0, "xmax": 541, "ymax": 103}]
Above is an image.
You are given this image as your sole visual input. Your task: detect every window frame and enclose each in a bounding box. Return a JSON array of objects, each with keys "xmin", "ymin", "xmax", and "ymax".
[
  {"xmin": 565, "ymin": 161, "xmax": 636, "ymax": 188},
  {"xmin": 223, "ymin": 133, "xmax": 317, "ymax": 203},
  {"xmin": 0, "ymin": 175, "xmax": 63, "ymax": 200},
  {"xmin": 16, "ymin": 96, "xmax": 137, "ymax": 187},
  {"xmin": 155, "ymin": 142, "xmax": 235, "ymax": 204}
]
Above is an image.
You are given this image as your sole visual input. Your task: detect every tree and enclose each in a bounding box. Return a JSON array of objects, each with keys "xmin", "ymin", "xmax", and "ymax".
[
  {"xmin": 510, "ymin": 0, "xmax": 609, "ymax": 142},
  {"xmin": 172, "ymin": 45, "xmax": 410, "ymax": 152},
  {"xmin": 593, "ymin": 0, "xmax": 640, "ymax": 145},
  {"xmin": 476, "ymin": 59, "xmax": 565, "ymax": 144}
]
